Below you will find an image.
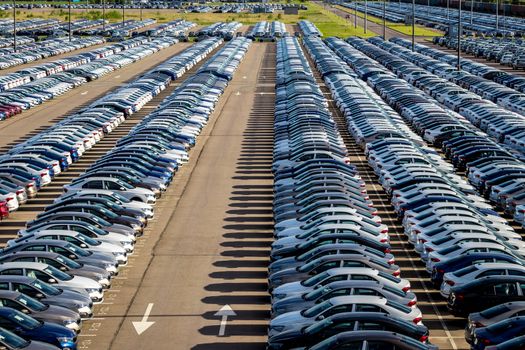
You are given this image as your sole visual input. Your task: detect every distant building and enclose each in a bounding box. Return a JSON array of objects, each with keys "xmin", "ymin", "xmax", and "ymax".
[{"xmin": 283, "ymin": 6, "xmax": 298, "ymax": 15}]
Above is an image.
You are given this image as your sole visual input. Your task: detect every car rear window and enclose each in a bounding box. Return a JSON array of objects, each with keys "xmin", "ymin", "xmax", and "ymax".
[
  {"xmin": 480, "ymin": 304, "xmax": 511, "ymax": 318},
  {"xmin": 453, "ymin": 265, "xmax": 478, "ymax": 277}
]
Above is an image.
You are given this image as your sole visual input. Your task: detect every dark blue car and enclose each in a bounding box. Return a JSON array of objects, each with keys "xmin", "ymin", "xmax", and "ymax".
[
  {"xmin": 473, "ymin": 316, "xmax": 525, "ymax": 350},
  {"xmin": 0, "ymin": 308, "xmax": 76, "ymax": 350},
  {"xmin": 431, "ymin": 252, "xmax": 525, "ymax": 286}
]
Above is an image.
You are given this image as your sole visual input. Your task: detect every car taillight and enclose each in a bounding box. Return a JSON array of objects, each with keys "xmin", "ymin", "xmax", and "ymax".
[
  {"xmin": 40, "ymin": 172, "xmax": 47, "ymax": 177},
  {"xmin": 413, "ymin": 317, "xmax": 422, "ymax": 324},
  {"xmin": 403, "ymin": 285, "xmax": 411, "ymax": 292},
  {"xmin": 437, "ymin": 268, "xmax": 445, "ymax": 274},
  {"xmin": 388, "ymin": 258, "xmax": 395, "ymax": 265},
  {"xmin": 393, "ymin": 270, "xmax": 401, "ymax": 277},
  {"xmin": 408, "ymin": 300, "xmax": 417, "ymax": 307},
  {"xmin": 16, "ymin": 190, "xmax": 24, "ymax": 195},
  {"xmin": 481, "ymin": 339, "xmax": 491, "ymax": 345},
  {"xmin": 425, "ymin": 247, "xmax": 434, "ymax": 252},
  {"xmin": 381, "ymin": 228, "xmax": 388, "ymax": 233},
  {"xmin": 380, "ymin": 238, "xmax": 388, "ymax": 243},
  {"xmin": 419, "ymin": 239, "xmax": 427, "ymax": 243},
  {"xmin": 395, "ymin": 194, "xmax": 401, "ymax": 197},
  {"xmin": 446, "ymin": 280, "xmax": 455, "ymax": 286},
  {"xmin": 431, "ymin": 257, "xmax": 440, "ymax": 262},
  {"xmin": 413, "ymin": 229, "xmax": 420, "ymax": 234},
  {"xmin": 384, "ymin": 248, "xmax": 391, "ymax": 253},
  {"xmin": 473, "ymin": 321, "xmax": 484, "ymax": 328},
  {"xmin": 419, "ymin": 335, "xmax": 428, "ymax": 343},
  {"xmin": 5, "ymin": 197, "xmax": 13, "ymax": 202}
]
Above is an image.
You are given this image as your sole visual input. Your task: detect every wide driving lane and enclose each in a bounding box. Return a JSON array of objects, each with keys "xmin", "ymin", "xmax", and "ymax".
[{"xmin": 82, "ymin": 42, "xmax": 275, "ymax": 350}]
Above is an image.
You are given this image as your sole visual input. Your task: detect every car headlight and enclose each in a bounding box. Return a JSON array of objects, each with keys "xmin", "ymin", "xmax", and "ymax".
[
  {"xmin": 86, "ymin": 288, "xmax": 101, "ymax": 294},
  {"xmin": 63, "ymin": 320, "xmax": 76, "ymax": 326},
  {"xmin": 57, "ymin": 336, "xmax": 75, "ymax": 345}
]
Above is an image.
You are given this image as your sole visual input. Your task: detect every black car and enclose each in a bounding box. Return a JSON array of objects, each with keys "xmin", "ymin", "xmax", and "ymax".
[{"xmin": 448, "ymin": 276, "xmax": 525, "ymax": 316}]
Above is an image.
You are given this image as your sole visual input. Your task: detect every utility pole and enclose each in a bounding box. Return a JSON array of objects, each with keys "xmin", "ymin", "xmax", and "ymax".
[
  {"xmin": 364, "ymin": 0, "xmax": 367, "ymax": 33},
  {"xmin": 68, "ymin": 0, "xmax": 72, "ymax": 41},
  {"xmin": 382, "ymin": 0, "xmax": 386, "ymax": 39},
  {"xmin": 102, "ymin": 0, "xmax": 106, "ymax": 32},
  {"xmin": 458, "ymin": 0, "xmax": 461, "ymax": 71},
  {"xmin": 12, "ymin": 0, "xmax": 16, "ymax": 52},
  {"xmin": 354, "ymin": 0, "xmax": 357, "ymax": 28},
  {"xmin": 470, "ymin": 0, "xmax": 473, "ymax": 25},
  {"xmin": 412, "ymin": 0, "xmax": 415, "ymax": 51},
  {"xmin": 496, "ymin": 0, "xmax": 499, "ymax": 31}
]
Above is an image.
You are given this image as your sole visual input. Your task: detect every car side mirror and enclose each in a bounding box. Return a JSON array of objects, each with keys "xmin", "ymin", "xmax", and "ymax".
[
  {"xmin": 69, "ymin": 255, "xmax": 76, "ymax": 259},
  {"xmin": 318, "ymin": 315, "xmax": 325, "ymax": 320},
  {"xmin": 59, "ymin": 266, "xmax": 67, "ymax": 272},
  {"xmin": 21, "ymin": 309, "xmax": 29, "ymax": 314},
  {"xmin": 48, "ymin": 278, "xmax": 56, "ymax": 284},
  {"xmin": 35, "ymin": 293, "xmax": 44, "ymax": 299},
  {"xmin": 80, "ymin": 244, "xmax": 88, "ymax": 249},
  {"xmin": 120, "ymin": 187, "xmax": 125, "ymax": 191}
]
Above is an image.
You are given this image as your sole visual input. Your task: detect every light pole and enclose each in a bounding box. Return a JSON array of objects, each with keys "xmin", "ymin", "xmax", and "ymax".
[
  {"xmin": 122, "ymin": 0, "xmax": 125, "ymax": 27},
  {"xmin": 383, "ymin": 0, "xmax": 386, "ymax": 39},
  {"xmin": 447, "ymin": 0, "xmax": 450, "ymax": 20},
  {"xmin": 412, "ymin": 0, "xmax": 415, "ymax": 51},
  {"xmin": 364, "ymin": 0, "xmax": 367, "ymax": 33},
  {"xmin": 68, "ymin": 0, "xmax": 72, "ymax": 41},
  {"xmin": 458, "ymin": 0, "xmax": 461, "ymax": 71},
  {"xmin": 140, "ymin": 0, "xmax": 143, "ymax": 21},
  {"xmin": 12, "ymin": 0, "xmax": 16, "ymax": 52}
]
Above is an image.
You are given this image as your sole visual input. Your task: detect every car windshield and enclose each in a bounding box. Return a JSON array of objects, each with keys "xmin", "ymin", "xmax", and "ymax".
[
  {"xmin": 304, "ymin": 318, "xmax": 333, "ymax": 334},
  {"xmin": 302, "ymin": 271, "xmax": 330, "ymax": 287},
  {"xmin": 44, "ymin": 266, "xmax": 73, "ymax": 281},
  {"xmin": 302, "ymin": 300, "xmax": 334, "ymax": 318},
  {"xmin": 82, "ymin": 224, "xmax": 107, "ymax": 236},
  {"xmin": 75, "ymin": 233, "xmax": 100, "ymax": 246},
  {"xmin": 65, "ymin": 243, "xmax": 90, "ymax": 257},
  {"xmin": 480, "ymin": 304, "xmax": 511, "ymax": 318},
  {"xmin": 97, "ymin": 206, "xmax": 118, "ymax": 219},
  {"xmin": 0, "ymin": 327, "xmax": 30, "ymax": 348},
  {"xmin": 55, "ymin": 255, "xmax": 82, "ymax": 269},
  {"xmin": 9, "ymin": 310, "xmax": 42, "ymax": 330},
  {"xmin": 305, "ymin": 285, "xmax": 333, "ymax": 300},
  {"xmin": 89, "ymin": 215, "xmax": 111, "ymax": 227},
  {"xmin": 16, "ymin": 295, "xmax": 47, "ymax": 311},
  {"xmin": 31, "ymin": 280, "xmax": 61, "ymax": 296},
  {"xmin": 110, "ymin": 192, "xmax": 130, "ymax": 203}
]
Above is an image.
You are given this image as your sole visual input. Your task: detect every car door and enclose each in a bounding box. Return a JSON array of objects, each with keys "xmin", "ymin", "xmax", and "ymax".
[{"xmin": 494, "ymin": 282, "xmax": 521, "ymax": 302}]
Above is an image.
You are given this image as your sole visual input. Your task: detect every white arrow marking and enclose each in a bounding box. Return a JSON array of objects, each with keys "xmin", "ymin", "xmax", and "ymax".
[
  {"xmin": 214, "ymin": 305, "xmax": 236, "ymax": 336},
  {"xmin": 115, "ymin": 75, "xmax": 121, "ymax": 79},
  {"xmin": 235, "ymin": 91, "xmax": 241, "ymax": 96},
  {"xmin": 242, "ymin": 75, "xmax": 247, "ymax": 79},
  {"xmin": 81, "ymin": 91, "xmax": 88, "ymax": 95},
  {"xmin": 132, "ymin": 303, "xmax": 155, "ymax": 335}
]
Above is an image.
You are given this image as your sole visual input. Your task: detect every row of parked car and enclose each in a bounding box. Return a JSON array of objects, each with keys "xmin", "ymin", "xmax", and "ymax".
[
  {"xmin": 435, "ymin": 36, "xmax": 525, "ymax": 70},
  {"xmin": 0, "ymin": 35, "xmax": 249, "ymax": 350},
  {"xmin": 80, "ymin": 19, "xmax": 156, "ymax": 37},
  {"xmin": 247, "ymin": 21, "xmax": 287, "ymax": 41},
  {"xmin": 0, "ymin": 19, "xmax": 59, "ymax": 35},
  {"xmin": 59, "ymin": 19, "xmax": 107, "ymax": 34},
  {"xmin": 319, "ymin": 35, "xmax": 525, "ymax": 349},
  {"xmin": 0, "ymin": 36, "xmax": 189, "ymax": 218},
  {"xmin": 345, "ymin": 37, "xmax": 525, "ymax": 229},
  {"xmin": 194, "ymin": 21, "xmax": 243, "ymax": 41},
  {"xmin": 0, "ymin": 36, "xmax": 178, "ymax": 121},
  {"xmin": 265, "ymin": 33, "xmax": 437, "ymax": 350},
  {"xmin": 145, "ymin": 19, "xmax": 195, "ymax": 37},
  {"xmin": 0, "ymin": 36, "xmax": 105, "ymax": 70},
  {"xmin": 345, "ymin": 2, "xmax": 524, "ymax": 36},
  {"xmin": 0, "ymin": 36, "xmax": 34, "ymax": 49},
  {"xmin": 297, "ymin": 20, "xmax": 322, "ymax": 38}
]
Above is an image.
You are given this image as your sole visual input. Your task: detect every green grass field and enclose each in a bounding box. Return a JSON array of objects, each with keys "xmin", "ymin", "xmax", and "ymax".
[{"xmin": 334, "ymin": 4, "xmax": 442, "ymax": 36}]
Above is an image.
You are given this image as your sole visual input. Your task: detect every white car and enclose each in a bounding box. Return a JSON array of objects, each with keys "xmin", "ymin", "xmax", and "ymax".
[{"xmin": 63, "ymin": 177, "xmax": 156, "ymax": 204}]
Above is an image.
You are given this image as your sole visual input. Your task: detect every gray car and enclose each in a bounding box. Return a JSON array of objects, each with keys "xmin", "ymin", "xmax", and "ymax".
[
  {"xmin": 271, "ymin": 280, "xmax": 417, "ymax": 317},
  {"xmin": 0, "ymin": 290, "xmax": 81, "ymax": 333},
  {"xmin": 0, "ymin": 276, "xmax": 92, "ymax": 319}
]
